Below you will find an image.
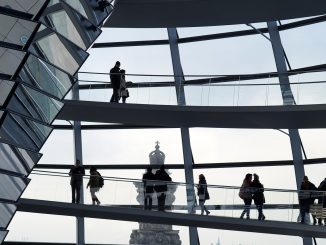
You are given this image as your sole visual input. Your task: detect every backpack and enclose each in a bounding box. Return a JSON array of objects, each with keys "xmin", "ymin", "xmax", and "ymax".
[{"xmin": 98, "ymin": 173, "xmax": 104, "ymax": 188}]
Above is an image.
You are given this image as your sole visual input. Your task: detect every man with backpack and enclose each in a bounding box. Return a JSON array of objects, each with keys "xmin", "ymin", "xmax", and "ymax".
[{"xmin": 87, "ymin": 166, "xmax": 103, "ymax": 205}]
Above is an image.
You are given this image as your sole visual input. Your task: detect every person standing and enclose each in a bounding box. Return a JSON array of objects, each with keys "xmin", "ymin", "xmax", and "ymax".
[
  {"xmin": 197, "ymin": 174, "xmax": 210, "ymax": 215},
  {"xmin": 119, "ymin": 69, "xmax": 129, "ymax": 103},
  {"xmin": 69, "ymin": 159, "xmax": 85, "ymax": 204},
  {"xmin": 154, "ymin": 165, "xmax": 172, "ymax": 211},
  {"xmin": 239, "ymin": 173, "xmax": 253, "ymax": 219},
  {"xmin": 251, "ymin": 174, "xmax": 266, "ymax": 220},
  {"xmin": 86, "ymin": 166, "xmax": 102, "ymax": 205},
  {"xmin": 110, "ymin": 61, "xmax": 121, "ymax": 103},
  {"xmin": 299, "ymin": 176, "xmax": 317, "ymax": 224},
  {"xmin": 142, "ymin": 167, "xmax": 155, "ymax": 210},
  {"xmin": 317, "ymin": 178, "xmax": 326, "ymax": 225}
]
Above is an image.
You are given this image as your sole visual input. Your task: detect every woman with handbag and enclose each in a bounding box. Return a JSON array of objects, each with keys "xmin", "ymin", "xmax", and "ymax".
[{"xmin": 197, "ymin": 174, "xmax": 210, "ymax": 215}]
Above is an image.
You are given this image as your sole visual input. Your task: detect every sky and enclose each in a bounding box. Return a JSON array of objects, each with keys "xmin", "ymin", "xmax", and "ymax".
[{"xmin": 6, "ymin": 17, "xmax": 326, "ymax": 245}]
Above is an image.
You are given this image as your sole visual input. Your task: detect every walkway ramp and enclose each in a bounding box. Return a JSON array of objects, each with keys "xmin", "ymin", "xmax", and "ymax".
[
  {"xmin": 57, "ymin": 100, "xmax": 326, "ymax": 129},
  {"xmin": 17, "ymin": 198, "xmax": 326, "ymax": 238},
  {"xmin": 104, "ymin": 0, "xmax": 326, "ymax": 28}
]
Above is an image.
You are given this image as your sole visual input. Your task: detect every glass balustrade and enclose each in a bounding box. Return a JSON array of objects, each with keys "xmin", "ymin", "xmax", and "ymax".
[
  {"xmin": 73, "ymin": 71, "xmax": 326, "ymax": 106},
  {"xmin": 24, "ymin": 170, "xmax": 326, "ymax": 225}
]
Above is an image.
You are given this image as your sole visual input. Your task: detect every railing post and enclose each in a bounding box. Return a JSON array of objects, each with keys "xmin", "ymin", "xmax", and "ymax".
[
  {"xmin": 267, "ymin": 21, "xmax": 311, "ymax": 245},
  {"xmin": 167, "ymin": 27, "xmax": 200, "ymax": 245},
  {"xmin": 72, "ymin": 82, "xmax": 85, "ymax": 245}
]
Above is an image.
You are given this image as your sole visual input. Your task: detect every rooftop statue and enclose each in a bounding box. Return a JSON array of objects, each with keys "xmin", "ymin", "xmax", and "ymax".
[{"xmin": 149, "ymin": 141, "xmax": 165, "ymax": 166}]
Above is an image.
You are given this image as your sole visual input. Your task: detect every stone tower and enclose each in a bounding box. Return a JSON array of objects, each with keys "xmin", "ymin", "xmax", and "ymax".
[{"xmin": 129, "ymin": 142, "xmax": 181, "ymax": 245}]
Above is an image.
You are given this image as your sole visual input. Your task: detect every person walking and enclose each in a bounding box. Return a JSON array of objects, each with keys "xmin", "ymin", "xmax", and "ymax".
[
  {"xmin": 119, "ymin": 69, "xmax": 129, "ymax": 103},
  {"xmin": 317, "ymin": 178, "xmax": 326, "ymax": 225},
  {"xmin": 86, "ymin": 166, "xmax": 102, "ymax": 205},
  {"xmin": 197, "ymin": 174, "xmax": 210, "ymax": 215},
  {"xmin": 69, "ymin": 159, "xmax": 85, "ymax": 204},
  {"xmin": 110, "ymin": 61, "xmax": 121, "ymax": 103},
  {"xmin": 299, "ymin": 176, "xmax": 317, "ymax": 224},
  {"xmin": 154, "ymin": 165, "xmax": 172, "ymax": 211},
  {"xmin": 142, "ymin": 166, "xmax": 156, "ymax": 210},
  {"xmin": 239, "ymin": 173, "xmax": 253, "ymax": 219},
  {"xmin": 251, "ymin": 174, "xmax": 266, "ymax": 220}
]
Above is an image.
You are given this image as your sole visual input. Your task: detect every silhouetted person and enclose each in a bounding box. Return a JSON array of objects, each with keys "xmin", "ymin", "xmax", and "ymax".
[
  {"xmin": 252, "ymin": 174, "xmax": 265, "ymax": 220},
  {"xmin": 69, "ymin": 160, "xmax": 85, "ymax": 204},
  {"xmin": 154, "ymin": 165, "xmax": 171, "ymax": 211},
  {"xmin": 110, "ymin": 61, "xmax": 121, "ymax": 103},
  {"xmin": 197, "ymin": 174, "xmax": 210, "ymax": 215},
  {"xmin": 87, "ymin": 166, "xmax": 102, "ymax": 205},
  {"xmin": 142, "ymin": 167, "xmax": 155, "ymax": 210},
  {"xmin": 119, "ymin": 69, "xmax": 129, "ymax": 103},
  {"xmin": 239, "ymin": 173, "xmax": 253, "ymax": 219},
  {"xmin": 299, "ymin": 176, "xmax": 317, "ymax": 224},
  {"xmin": 317, "ymin": 178, "xmax": 326, "ymax": 225}
]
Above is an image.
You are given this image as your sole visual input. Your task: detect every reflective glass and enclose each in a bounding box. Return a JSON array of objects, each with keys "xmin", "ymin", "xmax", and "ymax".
[
  {"xmin": 62, "ymin": 0, "xmax": 111, "ymax": 26},
  {"xmin": 0, "ymin": 0, "xmax": 47, "ymax": 18},
  {"xmin": 0, "ymin": 48, "xmax": 25, "ymax": 76},
  {"xmin": 19, "ymin": 54, "xmax": 75, "ymax": 99},
  {"xmin": 41, "ymin": 2, "xmax": 101, "ymax": 50},
  {"xmin": 0, "ymin": 14, "xmax": 37, "ymax": 46},
  {"xmin": 0, "ymin": 203, "xmax": 16, "ymax": 228},
  {"xmin": 0, "ymin": 230, "xmax": 8, "ymax": 244},
  {"xmin": 0, "ymin": 173, "xmax": 27, "ymax": 202},
  {"xmin": 0, "ymin": 111, "xmax": 3, "ymax": 120},
  {"xmin": 0, "ymin": 79, "xmax": 14, "ymax": 105},
  {"xmin": 8, "ymin": 84, "xmax": 63, "ymax": 124},
  {"xmin": 0, "ymin": 113, "xmax": 52, "ymax": 151},
  {"xmin": 0, "ymin": 142, "xmax": 41, "ymax": 175},
  {"xmin": 29, "ymin": 25, "xmax": 89, "ymax": 75}
]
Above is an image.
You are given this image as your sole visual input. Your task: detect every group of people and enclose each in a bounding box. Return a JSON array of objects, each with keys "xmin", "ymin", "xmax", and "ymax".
[
  {"xmin": 299, "ymin": 176, "xmax": 326, "ymax": 225},
  {"xmin": 69, "ymin": 160, "xmax": 103, "ymax": 205},
  {"xmin": 238, "ymin": 173, "xmax": 326, "ymax": 224},
  {"xmin": 109, "ymin": 61, "xmax": 130, "ymax": 103},
  {"xmin": 69, "ymin": 160, "xmax": 326, "ymax": 224},
  {"xmin": 142, "ymin": 166, "xmax": 172, "ymax": 211},
  {"xmin": 239, "ymin": 173, "xmax": 266, "ymax": 220}
]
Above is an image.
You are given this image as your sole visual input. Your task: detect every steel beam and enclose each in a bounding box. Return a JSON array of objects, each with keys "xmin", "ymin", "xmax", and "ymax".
[
  {"xmin": 267, "ymin": 21, "xmax": 311, "ymax": 245},
  {"xmin": 168, "ymin": 28, "xmax": 199, "ymax": 245}
]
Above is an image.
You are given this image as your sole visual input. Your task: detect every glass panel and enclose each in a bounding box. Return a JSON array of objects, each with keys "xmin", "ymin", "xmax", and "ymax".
[
  {"xmin": 29, "ymin": 25, "xmax": 89, "ymax": 75},
  {"xmin": 0, "ymin": 0, "xmax": 47, "ymax": 18},
  {"xmin": 41, "ymin": 2, "xmax": 101, "ymax": 50},
  {"xmin": 19, "ymin": 54, "xmax": 75, "ymax": 99},
  {"xmin": 0, "ymin": 47, "xmax": 25, "ymax": 76},
  {"xmin": 0, "ymin": 142, "xmax": 41, "ymax": 175},
  {"xmin": 0, "ymin": 80, "xmax": 15, "ymax": 106},
  {"xmin": 61, "ymin": 0, "xmax": 111, "ymax": 26},
  {"xmin": 0, "ymin": 111, "xmax": 3, "ymax": 120},
  {"xmin": 0, "ymin": 113, "xmax": 52, "ymax": 151},
  {"xmin": 0, "ymin": 202, "xmax": 16, "ymax": 228},
  {"xmin": 8, "ymin": 84, "xmax": 63, "ymax": 124},
  {"xmin": 0, "ymin": 14, "xmax": 37, "ymax": 46},
  {"xmin": 0, "ymin": 230, "xmax": 8, "ymax": 244},
  {"xmin": 0, "ymin": 173, "xmax": 27, "ymax": 201}
]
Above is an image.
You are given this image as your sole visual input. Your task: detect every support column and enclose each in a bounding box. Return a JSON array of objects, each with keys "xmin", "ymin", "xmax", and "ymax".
[
  {"xmin": 72, "ymin": 83, "xmax": 85, "ymax": 245},
  {"xmin": 267, "ymin": 21, "xmax": 311, "ymax": 245},
  {"xmin": 167, "ymin": 28, "xmax": 199, "ymax": 245}
]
